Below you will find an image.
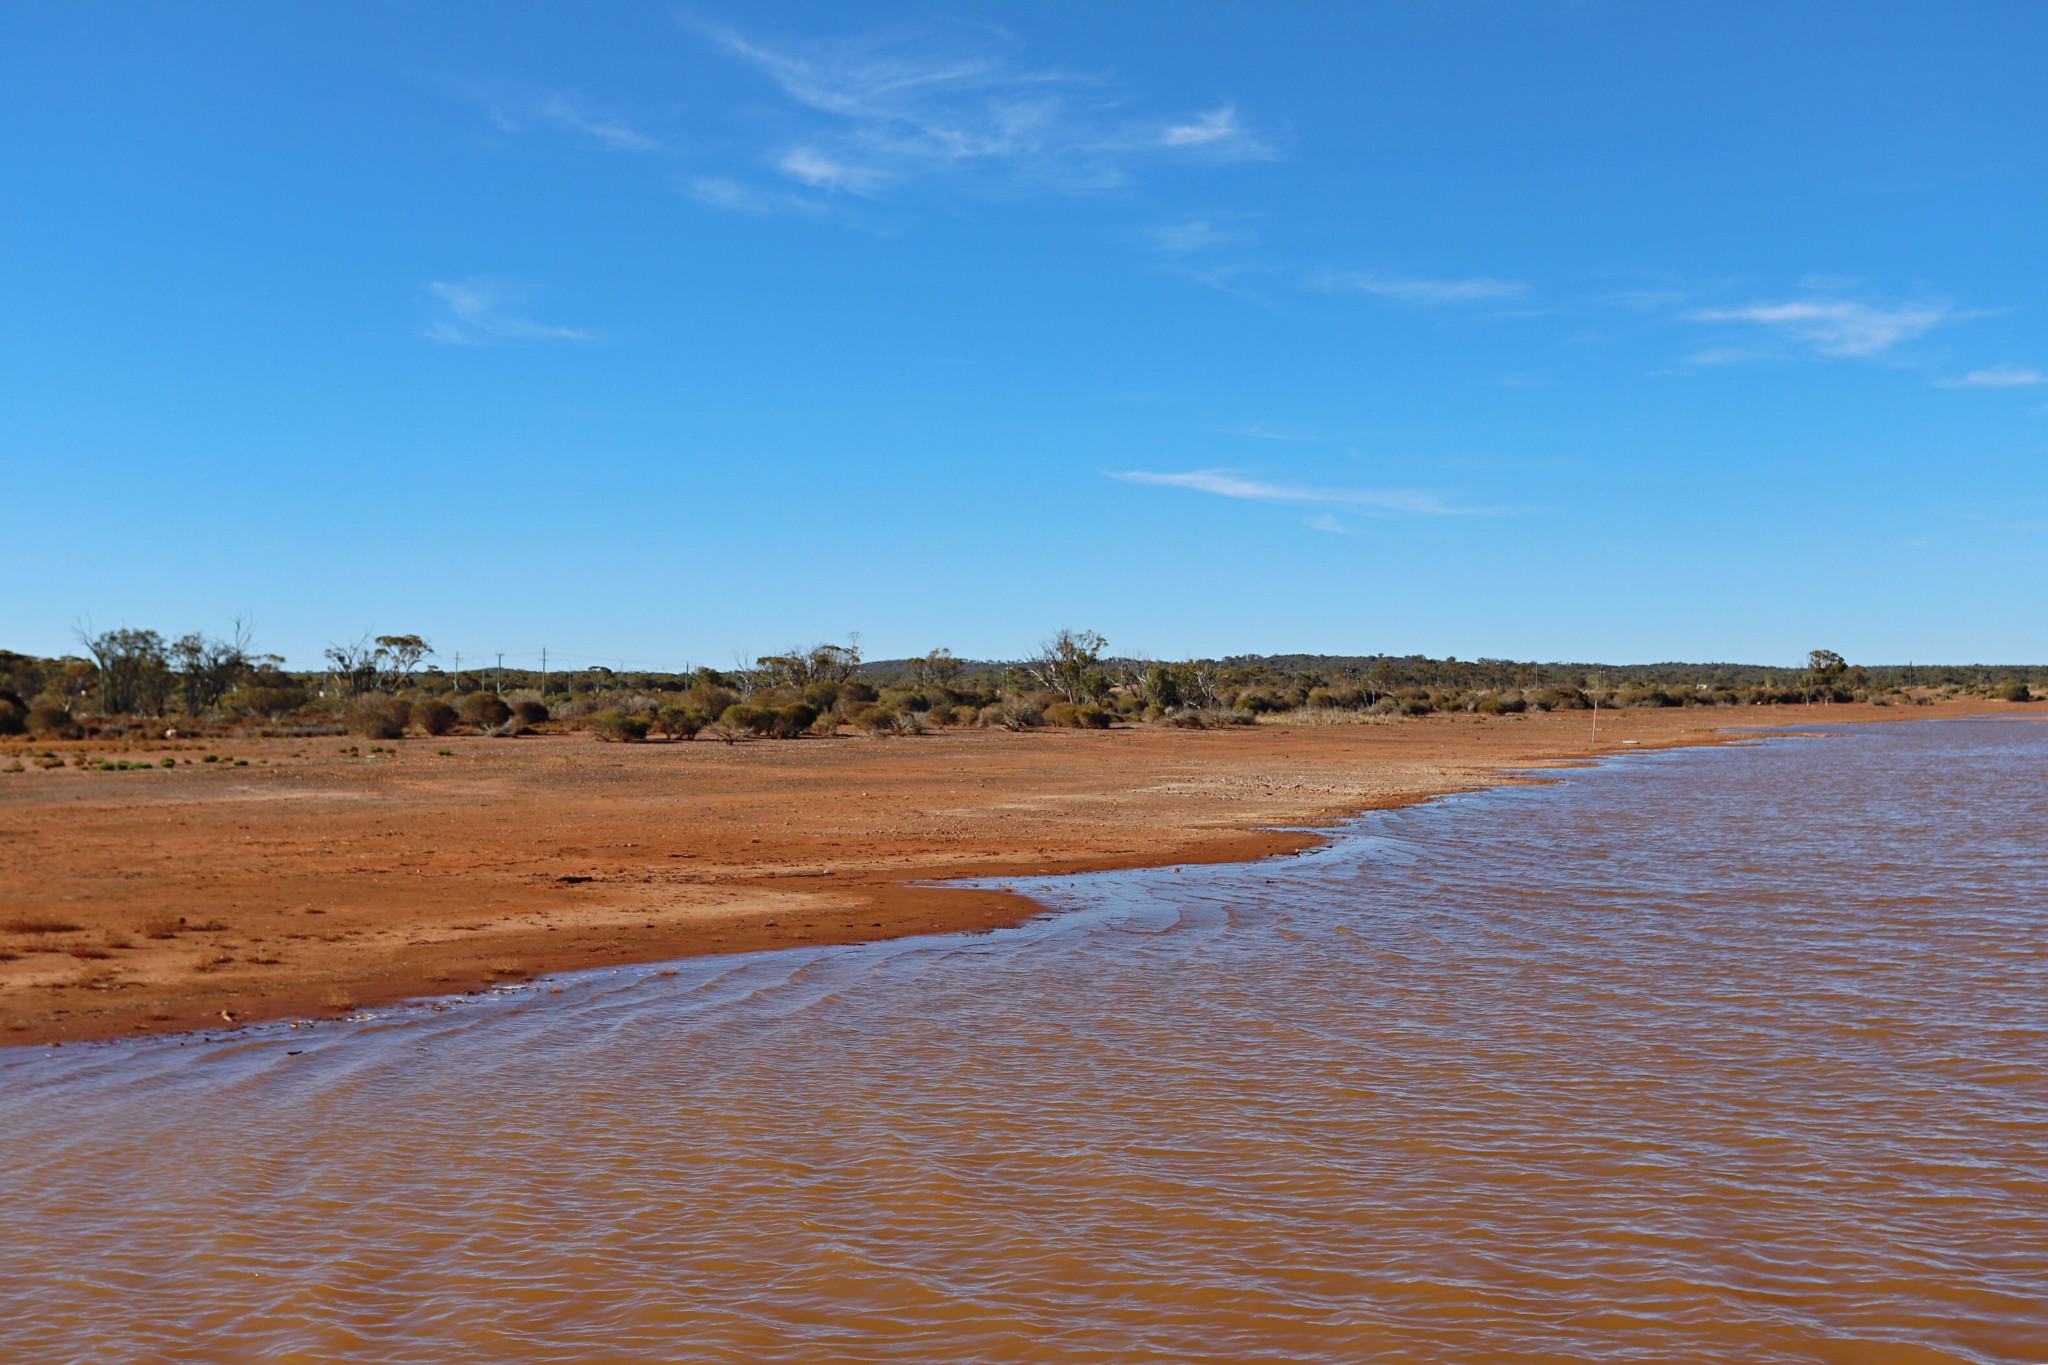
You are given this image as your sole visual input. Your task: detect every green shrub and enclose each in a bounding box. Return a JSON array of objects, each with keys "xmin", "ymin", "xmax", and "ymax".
[
  {"xmin": 684, "ymin": 683, "xmax": 739, "ymax": 718},
  {"xmin": 719, "ymin": 703, "xmax": 776, "ymax": 736},
  {"xmin": 1307, "ymin": 686, "xmax": 1365, "ymax": 711},
  {"xmin": 654, "ymin": 705, "xmax": 706, "ymax": 740},
  {"xmin": 229, "ymin": 683, "xmax": 307, "ymax": 720},
  {"xmin": 588, "ymin": 710, "xmax": 651, "ymax": 742},
  {"xmin": 769, "ymin": 702, "xmax": 819, "ymax": 738},
  {"xmin": 0, "ymin": 702, "xmax": 24, "ymax": 737},
  {"xmin": 460, "ymin": 693, "xmax": 512, "ymax": 731},
  {"xmin": 411, "ymin": 699, "xmax": 459, "ymax": 736},
  {"xmin": 978, "ymin": 697, "xmax": 1042, "ymax": 730},
  {"xmin": 346, "ymin": 697, "xmax": 410, "ymax": 740},
  {"xmin": 1994, "ymin": 677, "xmax": 2033, "ymax": 702},
  {"xmin": 512, "ymin": 699, "xmax": 551, "ymax": 725},
  {"xmin": 26, "ymin": 703, "xmax": 78, "ymax": 739}
]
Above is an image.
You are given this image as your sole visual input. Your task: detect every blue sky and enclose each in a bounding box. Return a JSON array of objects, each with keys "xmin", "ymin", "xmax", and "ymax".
[{"xmin": 3, "ymin": 2, "xmax": 2043, "ymax": 670}]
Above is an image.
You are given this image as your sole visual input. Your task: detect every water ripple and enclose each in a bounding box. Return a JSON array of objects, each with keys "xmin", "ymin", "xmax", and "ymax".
[{"xmin": 3, "ymin": 718, "xmax": 2046, "ymax": 1362}]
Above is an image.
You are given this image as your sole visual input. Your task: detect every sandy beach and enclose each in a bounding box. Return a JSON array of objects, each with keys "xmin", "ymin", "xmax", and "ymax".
[{"xmin": 0, "ymin": 700, "xmax": 2003, "ymax": 1045}]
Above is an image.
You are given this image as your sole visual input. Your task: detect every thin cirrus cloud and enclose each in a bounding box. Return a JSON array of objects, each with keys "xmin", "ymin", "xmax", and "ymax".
[
  {"xmin": 1312, "ymin": 271, "xmax": 1528, "ymax": 306},
  {"xmin": 485, "ymin": 93, "xmax": 659, "ymax": 152},
  {"xmin": 695, "ymin": 22, "xmax": 1271, "ymax": 207},
  {"xmin": 684, "ymin": 176, "xmax": 820, "ymax": 215},
  {"xmin": 424, "ymin": 281, "xmax": 592, "ymax": 345},
  {"xmin": 1936, "ymin": 365, "xmax": 2043, "ymax": 388},
  {"xmin": 1109, "ymin": 469, "xmax": 1483, "ymax": 517},
  {"xmin": 1149, "ymin": 219, "xmax": 1253, "ymax": 255},
  {"xmin": 1686, "ymin": 297, "xmax": 1956, "ymax": 359}
]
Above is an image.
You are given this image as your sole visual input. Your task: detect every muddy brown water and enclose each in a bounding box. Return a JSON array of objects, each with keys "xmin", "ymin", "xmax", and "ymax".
[{"xmin": 3, "ymin": 718, "xmax": 2044, "ymax": 1362}]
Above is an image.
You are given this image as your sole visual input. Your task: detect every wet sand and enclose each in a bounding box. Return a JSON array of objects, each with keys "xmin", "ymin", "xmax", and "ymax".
[{"xmin": 0, "ymin": 701, "xmax": 2000, "ymax": 1044}]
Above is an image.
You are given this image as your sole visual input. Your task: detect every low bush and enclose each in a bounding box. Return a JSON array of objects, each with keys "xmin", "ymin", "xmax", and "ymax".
[
  {"xmin": 1993, "ymin": 677, "xmax": 2034, "ymax": 702},
  {"xmin": 230, "ymin": 684, "xmax": 307, "ymax": 720},
  {"xmin": 654, "ymin": 704, "xmax": 706, "ymax": 740},
  {"xmin": 0, "ymin": 701, "xmax": 24, "ymax": 736},
  {"xmin": 460, "ymin": 693, "xmax": 512, "ymax": 731},
  {"xmin": 346, "ymin": 697, "xmax": 410, "ymax": 740},
  {"xmin": 978, "ymin": 697, "xmax": 1043, "ymax": 731},
  {"xmin": 26, "ymin": 703, "xmax": 79, "ymax": 739},
  {"xmin": 411, "ymin": 699, "xmax": 459, "ymax": 736},
  {"xmin": 769, "ymin": 702, "xmax": 820, "ymax": 739},
  {"xmin": 1307, "ymin": 686, "xmax": 1366, "ymax": 711},
  {"xmin": 720, "ymin": 703, "xmax": 776, "ymax": 737},
  {"xmin": 512, "ymin": 699, "xmax": 551, "ymax": 725},
  {"xmin": 588, "ymin": 710, "xmax": 651, "ymax": 742}
]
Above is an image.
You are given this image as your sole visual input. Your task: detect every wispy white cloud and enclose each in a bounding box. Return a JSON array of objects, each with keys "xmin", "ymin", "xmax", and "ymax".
[
  {"xmin": 538, "ymin": 96, "xmax": 658, "ymax": 151},
  {"xmin": 698, "ymin": 23, "xmax": 1270, "ymax": 206},
  {"xmin": 1314, "ymin": 271, "xmax": 1527, "ymax": 306},
  {"xmin": 424, "ymin": 280, "xmax": 591, "ymax": 345},
  {"xmin": 778, "ymin": 146, "xmax": 885, "ymax": 194},
  {"xmin": 1158, "ymin": 104, "xmax": 1267, "ymax": 157},
  {"xmin": 1937, "ymin": 364, "xmax": 2043, "ymax": 388},
  {"xmin": 684, "ymin": 175, "xmax": 827, "ymax": 215},
  {"xmin": 1149, "ymin": 219, "xmax": 1250, "ymax": 254},
  {"xmin": 486, "ymin": 94, "xmax": 658, "ymax": 152},
  {"xmin": 1688, "ymin": 297, "xmax": 1954, "ymax": 358},
  {"xmin": 1108, "ymin": 468, "xmax": 1483, "ymax": 516}
]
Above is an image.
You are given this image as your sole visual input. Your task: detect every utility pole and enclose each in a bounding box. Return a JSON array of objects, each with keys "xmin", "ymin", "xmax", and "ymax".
[
  {"xmin": 540, "ymin": 646, "xmax": 548, "ymax": 698},
  {"xmin": 453, "ymin": 652, "xmax": 461, "ymax": 694},
  {"xmin": 496, "ymin": 652, "xmax": 504, "ymax": 695}
]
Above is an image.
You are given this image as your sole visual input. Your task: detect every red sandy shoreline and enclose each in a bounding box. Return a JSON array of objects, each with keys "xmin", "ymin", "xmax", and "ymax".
[{"xmin": 0, "ymin": 700, "xmax": 2014, "ymax": 1046}]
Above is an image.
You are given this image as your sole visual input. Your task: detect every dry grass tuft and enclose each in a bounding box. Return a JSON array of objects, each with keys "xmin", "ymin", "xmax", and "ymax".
[
  {"xmin": 321, "ymin": 986, "xmax": 358, "ymax": 1012},
  {"xmin": 191, "ymin": 952, "xmax": 235, "ymax": 973},
  {"xmin": 65, "ymin": 944, "xmax": 112, "ymax": 960},
  {"xmin": 1, "ymin": 916, "xmax": 83, "ymax": 935},
  {"xmin": 139, "ymin": 915, "xmax": 181, "ymax": 940},
  {"xmin": 487, "ymin": 961, "xmax": 529, "ymax": 979}
]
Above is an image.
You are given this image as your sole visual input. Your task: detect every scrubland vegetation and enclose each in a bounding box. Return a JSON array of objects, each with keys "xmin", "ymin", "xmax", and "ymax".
[{"xmin": 0, "ymin": 626, "xmax": 2037, "ymax": 750}]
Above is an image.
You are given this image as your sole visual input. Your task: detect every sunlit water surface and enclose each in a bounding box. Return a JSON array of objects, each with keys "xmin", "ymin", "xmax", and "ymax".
[{"xmin": 4, "ymin": 718, "xmax": 2046, "ymax": 1362}]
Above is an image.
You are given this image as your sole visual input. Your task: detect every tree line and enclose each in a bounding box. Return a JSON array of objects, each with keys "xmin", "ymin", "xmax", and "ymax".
[{"xmin": 0, "ymin": 625, "xmax": 2037, "ymax": 743}]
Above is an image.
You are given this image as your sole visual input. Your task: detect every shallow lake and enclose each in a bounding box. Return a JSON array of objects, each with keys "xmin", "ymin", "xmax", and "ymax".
[{"xmin": 4, "ymin": 717, "xmax": 2044, "ymax": 1362}]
